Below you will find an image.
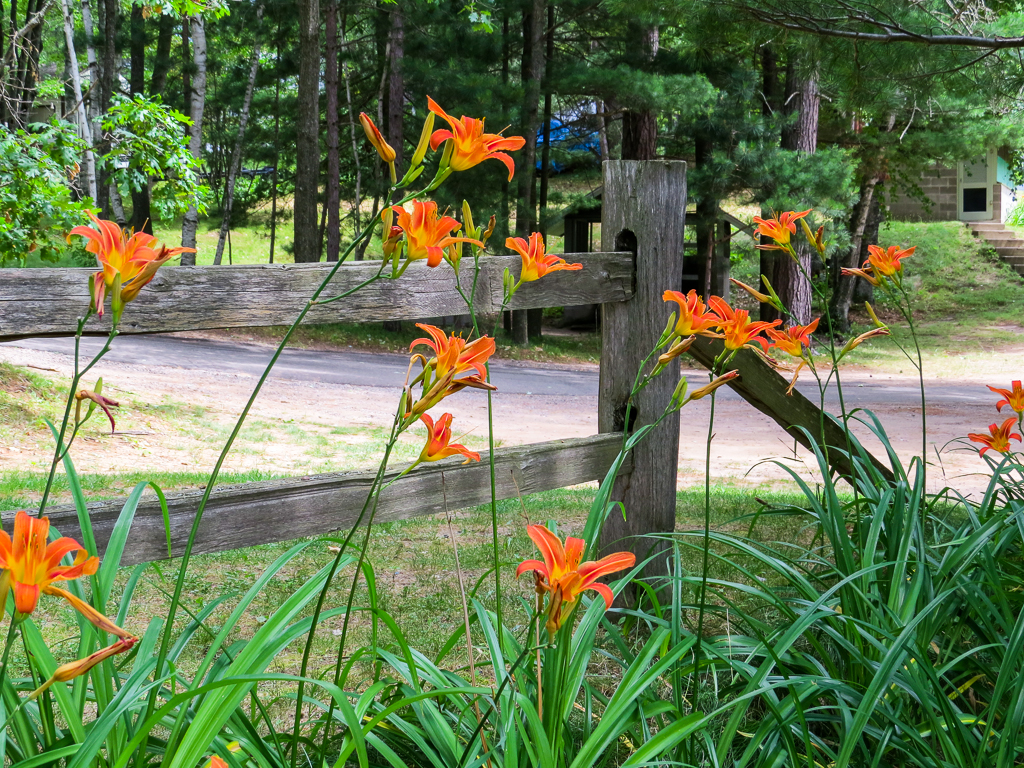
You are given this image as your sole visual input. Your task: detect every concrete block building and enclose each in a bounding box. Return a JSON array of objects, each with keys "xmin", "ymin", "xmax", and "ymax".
[{"xmin": 888, "ymin": 149, "xmax": 1020, "ymax": 223}]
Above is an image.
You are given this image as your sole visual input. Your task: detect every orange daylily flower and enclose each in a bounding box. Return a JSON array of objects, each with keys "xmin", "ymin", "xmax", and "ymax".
[
  {"xmin": 766, "ymin": 318, "xmax": 819, "ymax": 359},
  {"xmin": 516, "ymin": 524, "xmax": 635, "ymax": 634},
  {"xmin": 865, "ymin": 244, "xmax": 915, "ymax": 277},
  {"xmin": 391, "ymin": 201, "xmax": 482, "ymax": 268},
  {"xmin": 409, "ymin": 324, "xmax": 494, "ymax": 380},
  {"xmin": 989, "ymin": 381, "xmax": 1024, "ymax": 415},
  {"xmin": 766, "ymin": 319, "xmax": 819, "ymax": 395},
  {"xmin": 358, "ymin": 112, "xmax": 396, "ymax": 164},
  {"xmin": 405, "ymin": 325, "xmax": 497, "ymax": 418},
  {"xmin": 206, "ymin": 758, "xmax": 228, "ymax": 768},
  {"xmin": 69, "ymin": 213, "xmax": 194, "ymax": 319},
  {"xmin": 968, "ymin": 417, "xmax": 1022, "ymax": 457},
  {"xmin": 662, "ymin": 290, "xmax": 722, "ymax": 338},
  {"xmin": 708, "ymin": 296, "xmax": 780, "ymax": 352},
  {"xmin": 505, "ymin": 233, "xmax": 583, "ymax": 283},
  {"xmin": 30, "ymin": 636, "xmax": 137, "ymax": 700},
  {"xmin": 0, "ymin": 511, "xmax": 99, "ymax": 615},
  {"xmin": 427, "ymin": 96, "xmax": 526, "ymax": 181},
  {"xmin": 418, "ymin": 413, "xmax": 480, "ymax": 464},
  {"xmin": 753, "ymin": 210, "xmax": 812, "ymax": 251}
]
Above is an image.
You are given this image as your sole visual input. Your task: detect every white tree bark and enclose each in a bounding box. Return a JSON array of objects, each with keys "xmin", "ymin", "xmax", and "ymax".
[
  {"xmin": 60, "ymin": 0, "xmax": 97, "ymax": 201},
  {"xmin": 213, "ymin": 11, "xmax": 261, "ymax": 266},
  {"xmin": 180, "ymin": 14, "xmax": 207, "ymax": 265}
]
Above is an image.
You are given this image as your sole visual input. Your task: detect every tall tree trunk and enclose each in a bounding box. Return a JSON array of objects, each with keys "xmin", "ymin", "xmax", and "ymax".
[
  {"xmin": 621, "ymin": 23, "xmax": 658, "ymax": 160},
  {"xmin": 180, "ymin": 16, "xmax": 190, "ymax": 114},
  {"xmin": 96, "ymin": 0, "xmax": 116, "ymax": 216},
  {"xmin": 773, "ymin": 52, "xmax": 819, "ymax": 326},
  {"xmin": 213, "ymin": 9, "xmax": 261, "ymax": 266},
  {"xmin": 293, "ymin": 0, "xmax": 320, "ymax": 263},
  {"xmin": 60, "ymin": 0, "xmax": 97, "ymax": 200},
  {"xmin": 342, "ymin": 20, "xmax": 361, "ymax": 254},
  {"xmin": 323, "ymin": 0, "xmax": 340, "ymax": 261},
  {"xmin": 129, "ymin": 3, "xmax": 153, "ymax": 233},
  {"xmin": 694, "ymin": 134, "xmax": 716, "ymax": 299},
  {"xmin": 149, "ymin": 12, "xmax": 173, "ymax": 96},
  {"xmin": 852, "ymin": 186, "xmax": 883, "ymax": 303},
  {"xmin": 269, "ymin": 35, "xmax": 280, "ymax": 263},
  {"xmin": 829, "ymin": 176, "xmax": 878, "ymax": 332},
  {"xmin": 759, "ymin": 45, "xmax": 779, "ymax": 322},
  {"xmin": 530, "ymin": 0, "xmax": 554, "ymax": 341},
  {"xmin": 384, "ymin": 4, "xmax": 403, "ymax": 169},
  {"xmin": 513, "ymin": 0, "xmax": 545, "ymax": 345},
  {"xmin": 179, "ymin": 14, "xmax": 206, "ymax": 264}
]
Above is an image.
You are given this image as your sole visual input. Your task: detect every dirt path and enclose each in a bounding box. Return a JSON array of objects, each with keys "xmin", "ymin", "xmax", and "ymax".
[{"xmin": 0, "ymin": 337, "xmax": 1013, "ymax": 500}]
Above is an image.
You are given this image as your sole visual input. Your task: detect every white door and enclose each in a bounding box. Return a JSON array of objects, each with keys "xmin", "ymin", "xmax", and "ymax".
[{"xmin": 958, "ymin": 152, "xmax": 994, "ymax": 221}]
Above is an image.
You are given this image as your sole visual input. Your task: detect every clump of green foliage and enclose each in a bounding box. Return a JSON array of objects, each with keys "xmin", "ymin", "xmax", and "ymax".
[{"xmin": 0, "ymin": 120, "xmax": 91, "ymax": 266}]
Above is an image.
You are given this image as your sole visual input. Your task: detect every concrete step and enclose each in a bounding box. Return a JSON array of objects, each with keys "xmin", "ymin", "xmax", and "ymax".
[
  {"xmin": 995, "ymin": 247, "xmax": 1024, "ymax": 258},
  {"xmin": 982, "ymin": 238, "xmax": 1024, "ymax": 249},
  {"xmin": 971, "ymin": 221, "xmax": 1007, "ymax": 231}
]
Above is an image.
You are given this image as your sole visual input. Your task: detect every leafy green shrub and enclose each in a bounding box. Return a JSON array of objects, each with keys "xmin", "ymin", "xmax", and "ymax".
[{"xmin": 0, "ymin": 120, "xmax": 91, "ymax": 266}]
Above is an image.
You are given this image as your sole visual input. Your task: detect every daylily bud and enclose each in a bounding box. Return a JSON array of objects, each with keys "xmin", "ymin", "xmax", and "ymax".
[
  {"xmin": 760, "ymin": 275, "xmax": 784, "ymax": 311},
  {"xmin": 462, "ymin": 200, "xmax": 476, "ymax": 239},
  {"xmin": 359, "ymin": 112, "xmax": 396, "ymax": 164},
  {"xmin": 503, "ymin": 267, "xmax": 516, "ymax": 298},
  {"xmin": 689, "ymin": 370, "xmax": 740, "ymax": 401},
  {"xmin": 865, "ymin": 301, "xmax": 886, "ymax": 329},
  {"xmin": 410, "ymin": 112, "xmax": 436, "ymax": 167},
  {"xmin": 800, "ymin": 218, "xmax": 827, "ymax": 256},
  {"xmin": 658, "ymin": 335, "xmax": 695, "ymax": 366},
  {"xmin": 30, "ymin": 636, "xmax": 137, "ymax": 700},
  {"xmin": 839, "ymin": 327, "xmax": 890, "ymax": 358},
  {"xmin": 671, "ymin": 376, "xmax": 689, "ymax": 409},
  {"xmin": 75, "ymin": 388, "xmax": 119, "ymax": 433},
  {"xmin": 730, "ymin": 278, "xmax": 773, "ymax": 305},
  {"xmin": 445, "ymin": 241, "xmax": 463, "ymax": 272},
  {"xmin": 109, "ymin": 271, "xmax": 125, "ymax": 325},
  {"xmin": 658, "ymin": 311, "xmax": 678, "ymax": 347},
  {"xmin": 481, "ymin": 215, "xmax": 496, "ymax": 246}
]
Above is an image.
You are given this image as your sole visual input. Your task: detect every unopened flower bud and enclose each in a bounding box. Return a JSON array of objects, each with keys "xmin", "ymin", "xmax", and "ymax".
[
  {"xmin": 839, "ymin": 327, "xmax": 890, "ymax": 359},
  {"xmin": 689, "ymin": 370, "xmax": 740, "ymax": 401},
  {"xmin": 730, "ymin": 278, "xmax": 773, "ymax": 305},
  {"xmin": 482, "ymin": 215, "xmax": 496, "ymax": 246},
  {"xmin": 410, "ymin": 112, "xmax": 436, "ymax": 167},
  {"xmin": 359, "ymin": 113, "xmax": 396, "ymax": 164},
  {"xmin": 658, "ymin": 335, "xmax": 695, "ymax": 366},
  {"xmin": 865, "ymin": 301, "xmax": 886, "ymax": 329},
  {"xmin": 462, "ymin": 200, "xmax": 476, "ymax": 239}
]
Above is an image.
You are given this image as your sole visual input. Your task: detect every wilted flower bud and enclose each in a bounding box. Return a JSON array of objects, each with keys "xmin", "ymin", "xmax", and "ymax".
[{"xmin": 689, "ymin": 370, "xmax": 740, "ymax": 401}]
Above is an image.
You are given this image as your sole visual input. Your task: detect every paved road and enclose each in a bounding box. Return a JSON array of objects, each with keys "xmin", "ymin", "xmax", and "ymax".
[{"xmin": 1, "ymin": 334, "xmax": 989, "ymax": 407}]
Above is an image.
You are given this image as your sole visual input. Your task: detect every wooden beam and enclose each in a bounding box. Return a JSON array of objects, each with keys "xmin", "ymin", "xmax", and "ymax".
[
  {"xmin": 0, "ymin": 253, "xmax": 632, "ymax": 341},
  {"xmin": 686, "ymin": 337, "xmax": 895, "ymax": 481},
  {"xmin": 2, "ymin": 434, "xmax": 629, "ymax": 566}
]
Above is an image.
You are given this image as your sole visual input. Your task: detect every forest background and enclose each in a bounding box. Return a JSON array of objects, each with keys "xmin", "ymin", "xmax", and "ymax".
[{"xmin": 4, "ymin": 0, "xmax": 1024, "ymax": 337}]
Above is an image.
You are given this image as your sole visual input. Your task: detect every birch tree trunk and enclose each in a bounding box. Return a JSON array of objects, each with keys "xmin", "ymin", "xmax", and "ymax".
[
  {"xmin": 60, "ymin": 0, "xmax": 97, "ymax": 201},
  {"xmin": 180, "ymin": 14, "xmax": 206, "ymax": 265},
  {"xmin": 213, "ymin": 12, "xmax": 260, "ymax": 266}
]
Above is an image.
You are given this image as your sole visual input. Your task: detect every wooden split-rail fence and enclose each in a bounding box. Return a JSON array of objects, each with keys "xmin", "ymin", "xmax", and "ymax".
[{"xmin": 0, "ymin": 161, "xmax": 874, "ymax": 567}]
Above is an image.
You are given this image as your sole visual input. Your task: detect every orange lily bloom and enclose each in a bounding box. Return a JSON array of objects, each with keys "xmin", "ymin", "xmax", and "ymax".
[
  {"xmin": 662, "ymin": 289, "xmax": 722, "ymax": 338},
  {"xmin": 516, "ymin": 524, "xmax": 635, "ymax": 634},
  {"xmin": 989, "ymin": 381, "xmax": 1024, "ymax": 415},
  {"xmin": 865, "ymin": 244, "xmax": 915, "ymax": 277},
  {"xmin": 391, "ymin": 201, "xmax": 482, "ymax": 268},
  {"xmin": 406, "ymin": 325, "xmax": 497, "ymax": 418},
  {"xmin": 410, "ymin": 324, "xmax": 494, "ymax": 380},
  {"xmin": 206, "ymin": 758, "xmax": 228, "ymax": 768},
  {"xmin": 766, "ymin": 318, "xmax": 819, "ymax": 359},
  {"xmin": 358, "ymin": 112, "xmax": 396, "ymax": 164},
  {"xmin": 427, "ymin": 96, "xmax": 526, "ymax": 181},
  {"xmin": 418, "ymin": 413, "xmax": 480, "ymax": 464},
  {"xmin": 0, "ymin": 511, "xmax": 99, "ymax": 615},
  {"xmin": 753, "ymin": 210, "xmax": 812, "ymax": 251},
  {"xmin": 708, "ymin": 296, "xmax": 780, "ymax": 352},
  {"xmin": 30, "ymin": 636, "xmax": 137, "ymax": 700},
  {"xmin": 505, "ymin": 233, "xmax": 583, "ymax": 283},
  {"xmin": 968, "ymin": 418, "xmax": 1022, "ymax": 457},
  {"xmin": 69, "ymin": 213, "xmax": 194, "ymax": 319}
]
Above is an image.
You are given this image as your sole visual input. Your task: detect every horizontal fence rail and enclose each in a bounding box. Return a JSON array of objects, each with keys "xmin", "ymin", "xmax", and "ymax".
[
  {"xmin": 1, "ymin": 434, "xmax": 629, "ymax": 566},
  {"xmin": 0, "ymin": 252, "xmax": 633, "ymax": 340}
]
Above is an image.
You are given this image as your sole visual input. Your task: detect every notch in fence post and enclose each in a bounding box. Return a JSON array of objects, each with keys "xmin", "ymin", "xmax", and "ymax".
[{"xmin": 598, "ymin": 160, "xmax": 687, "ymax": 586}]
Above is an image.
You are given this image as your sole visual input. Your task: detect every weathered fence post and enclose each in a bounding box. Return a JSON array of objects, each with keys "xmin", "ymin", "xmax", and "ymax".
[{"xmin": 598, "ymin": 160, "xmax": 687, "ymax": 577}]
